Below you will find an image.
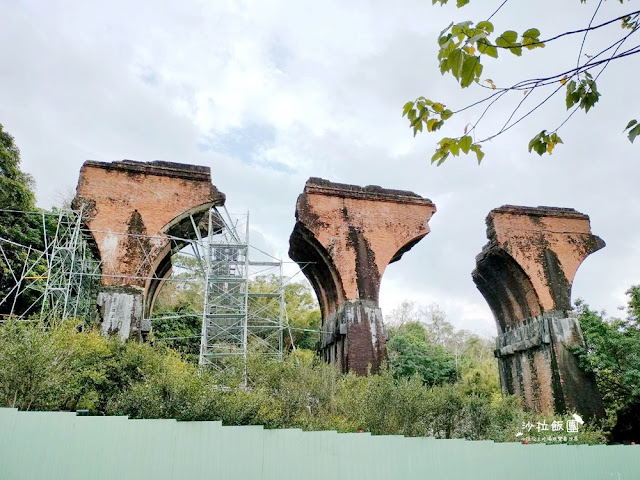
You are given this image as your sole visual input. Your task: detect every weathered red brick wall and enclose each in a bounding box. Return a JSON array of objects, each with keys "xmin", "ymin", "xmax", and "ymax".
[
  {"xmin": 473, "ymin": 205, "xmax": 605, "ymax": 418},
  {"xmin": 289, "ymin": 178, "xmax": 436, "ymax": 375},
  {"xmin": 73, "ymin": 160, "xmax": 225, "ymax": 338}
]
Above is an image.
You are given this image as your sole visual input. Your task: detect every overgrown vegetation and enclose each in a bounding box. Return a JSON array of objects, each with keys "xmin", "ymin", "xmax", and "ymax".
[
  {"xmin": 0, "ymin": 315, "xmax": 607, "ymax": 444},
  {"xmin": 573, "ymin": 285, "xmax": 640, "ymax": 420}
]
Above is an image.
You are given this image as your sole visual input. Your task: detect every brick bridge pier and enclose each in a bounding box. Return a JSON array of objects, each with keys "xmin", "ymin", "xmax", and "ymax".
[
  {"xmin": 73, "ymin": 160, "xmax": 225, "ymax": 339},
  {"xmin": 289, "ymin": 178, "xmax": 436, "ymax": 375},
  {"xmin": 472, "ymin": 205, "xmax": 605, "ymax": 418}
]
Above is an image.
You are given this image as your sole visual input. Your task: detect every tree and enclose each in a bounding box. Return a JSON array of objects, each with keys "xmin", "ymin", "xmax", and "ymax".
[
  {"xmin": 403, "ymin": 0, "xmax": 639, "ymax": 164},
  {"xmin": 0, "ymin": 123, "xmax": 48, "ymax": 316},
  {"xmin": 386, "ymin": 300, "xmax": 420, "ymax": 326},
  {"xmin": 281, "ymin": 280, "xmax": 321, "ymax": 350},
  {"xmin": 421, "ymin": 303, "xmax": 455, "ymax": 347},
  {"xmin": 574, "ymin": 286, "xmax": 640, "ymax": 415},
  {"xmin": 386, "ymin": 321, "xmax": 457, "ymax": 385}
]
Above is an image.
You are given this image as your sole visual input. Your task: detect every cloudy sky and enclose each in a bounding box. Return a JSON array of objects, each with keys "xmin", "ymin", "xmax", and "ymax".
[{"xmin": 1, "ymin": 0, "xmax": 638, "ymax": 337}]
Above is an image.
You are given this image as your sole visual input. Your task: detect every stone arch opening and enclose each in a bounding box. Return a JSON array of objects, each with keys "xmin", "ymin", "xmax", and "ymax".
[
  {"xmin": 472, "ymin": 248, "xmax": 542, "ymax": 332},
  {"xmin": 289, "ymin": 222, "xmax": 345, "ymax": 321},
  {"xmin": 144, "ymin": 203, "xmax": 222, "ymax": 321}
]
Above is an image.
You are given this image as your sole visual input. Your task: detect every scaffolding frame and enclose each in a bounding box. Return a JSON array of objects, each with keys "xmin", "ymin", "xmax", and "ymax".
[
  {"xmin": 0, "ymin": 205, "xmax": 287, "ymax": 384},
  {"xmin": 0, "ymin": 208, "xmax": 101, "ymax": 323},
  {"xmin": 196, "ymin": 207, "xmax": 285, "ymax": 373}
]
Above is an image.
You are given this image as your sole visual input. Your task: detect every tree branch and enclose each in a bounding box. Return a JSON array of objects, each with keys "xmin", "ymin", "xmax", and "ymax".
[{"xmin": 483, "ymin": 10, "xmax": 640, "ymax": 50}]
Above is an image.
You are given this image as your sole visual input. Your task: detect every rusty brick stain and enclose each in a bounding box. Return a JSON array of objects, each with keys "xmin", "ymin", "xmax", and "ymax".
[
  {"xmin": 289, "ymin": 178, "xmax": 435, "ymax": 375},
  {"xmin": 473, "ymin": 205, "xmax": 606, "ymax": 419}
]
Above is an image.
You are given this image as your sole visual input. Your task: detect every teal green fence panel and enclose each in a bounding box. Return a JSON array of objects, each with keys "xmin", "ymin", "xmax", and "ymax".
[{"xmin": 0, "ymin": 408, "xmax": 639, "ymax": 479}]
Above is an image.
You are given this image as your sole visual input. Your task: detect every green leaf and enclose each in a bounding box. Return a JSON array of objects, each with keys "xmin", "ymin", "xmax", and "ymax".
[
  {"xmin": 431, "ymin": 149, "xmax": 450, "ymax": 165},
  {"xmin": 456, "ymin": 0, "xmax": 470, "ymax": 7},
  {"xmin": 476, "ymin": 21, "xmax": 494, "ymax": 33},
  {"xmin": 550, "ymin": 133, "xmax": 563, "ymax": 146},
  {"xmin": 439, "ymin": 59, "xmax": 449, "ymax": 75},
  {"xmin": 477, "ymin": 39, "xmax": 498, "ymax": 58},
  {"xmin": 496, "ymin": 30, "xmax": 522, "ymax": 56},
  {"xmin": 528, "ymin": 131, "xmax": 544, "ymax": 153},
  {"xmin": 448, "ymin": 49, "xmax": 464, "ymax": 78},
  {"xmin": 460, "ymin": 55, "xmax": 480, "ymax": 88},
  {"xmin": 522, "ymin": 28, "xmax": 543, "ymax": 49},
  {"xmin": 402, "ymin": 102, "xmax": 414, "ymax": 116},
  {"xmin": 471, "ymin": 144, "xmax": 484, "ymax": 164},
  {"xmin": 624, "ymin": 119, "xmax": 638, "ymax": 130},
  {"xmin": 459, "ymin": 135, "xmax": 472, "ymax": 153},
  {"xmin": 474, "ymin": 59, "xmax": 483, "ymax": 78},
  {"xmin": 441, "ymin": 109, "xmax": 454, "ymax": 120},
  {"xmin": 628, "ymin": 125, "xmax": 640, "ymax": 144},
  {"xmin": 498, "ymin": 30, "xmax": 517, "ymax": 44}
]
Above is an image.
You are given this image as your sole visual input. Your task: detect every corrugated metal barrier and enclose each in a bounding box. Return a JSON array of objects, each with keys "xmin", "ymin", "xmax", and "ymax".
[{"xmin": 0, "ymin": 407, "xmax": 639, "ymax": 479}]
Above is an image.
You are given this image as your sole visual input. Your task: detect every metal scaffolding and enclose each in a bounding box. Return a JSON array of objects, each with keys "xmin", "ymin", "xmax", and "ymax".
[
  {"xmin": 0, "ymin": 208, "xmax": 100, "ymax": 323},
  {"xmin": 197, "ymin": 207, "xmax": 285, "ymax": 369},
  {"xmin": 0, "ymin": 205, "xmax": 286, "ymax": 379}
]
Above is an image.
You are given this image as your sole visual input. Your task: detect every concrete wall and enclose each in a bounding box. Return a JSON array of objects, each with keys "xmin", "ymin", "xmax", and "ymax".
[{"xmin": 1, "ymin": 408, "xmax": 639, "ymax": 480}]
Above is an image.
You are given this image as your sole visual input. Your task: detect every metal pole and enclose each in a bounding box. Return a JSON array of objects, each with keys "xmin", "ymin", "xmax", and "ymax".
[
  {"xmin": 199, "ymin": 208, "xmax": 213, "ymax": 365},
  {"xmin": 242, "ymin": 211, "xmax": 250, "ymax": 387},
  {"xmin": 278, "ymin": 260, "xmax": 284, "ymax": 360}
]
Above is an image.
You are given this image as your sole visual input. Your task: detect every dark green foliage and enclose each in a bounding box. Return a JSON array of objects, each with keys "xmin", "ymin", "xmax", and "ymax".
[
  {"xmin": 0, "ymin": 123, "xmax": 51, "ymax": 317},
  {"xmin": 152, "ymin": 305, "xmax": 201, "ymax": 362},
  {"xmin": 0, "ymin": 124, "xmax": 35, "ymax": 210},
  {"xmin": 282, "ymin": 281, "xmax": 321, "ymax": 350},
  {"xmin": 386, "ymin": 321, "xmax": 456, "ymax": 386},
  {"xmin": 566, "ymin": 73, "xmax": 600, "ymax": 113},
  {"xmin": 574, "ymin": 287, "xmax": 640, "ymax": 417},
  {"xmin": 528, "ymin": 130, "xmax": 563, "ymax": 156}
]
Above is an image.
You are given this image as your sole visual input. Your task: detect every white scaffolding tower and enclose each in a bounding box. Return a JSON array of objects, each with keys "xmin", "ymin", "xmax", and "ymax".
[{"xmin": 198, "ymin": 207, "xmax": 285, "ymax": 369}]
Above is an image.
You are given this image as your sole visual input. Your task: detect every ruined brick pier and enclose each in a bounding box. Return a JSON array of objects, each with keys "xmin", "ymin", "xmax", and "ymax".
[
  {"xmin": 289, "ymin": 178, "xmax": 436, "ymax": 375},
  {"xmin": 73, "ymin": 160, "xmax": 225, "ymax": 339},
  {"xmin": 472, "ymin": 205, "xmax": 606, "ymax": 418}
]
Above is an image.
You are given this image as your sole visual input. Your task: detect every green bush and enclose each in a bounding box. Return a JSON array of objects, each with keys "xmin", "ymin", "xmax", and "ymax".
[{"xmin": 0, "ymin": 318, "xmax": 607, "ymax": 444}]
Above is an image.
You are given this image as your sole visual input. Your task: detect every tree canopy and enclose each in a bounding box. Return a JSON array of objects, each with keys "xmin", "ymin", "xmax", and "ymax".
[
  {"xmin": 574, "ymin": 286, "xmax": 640, "ymax": 416},
  {"xmin": 0, "ymin": 124, "xmax": 48, "ymax": 316},
  {"xmin": 404, "ymin": 0, "xmax": 639, "ymax": 164}
]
